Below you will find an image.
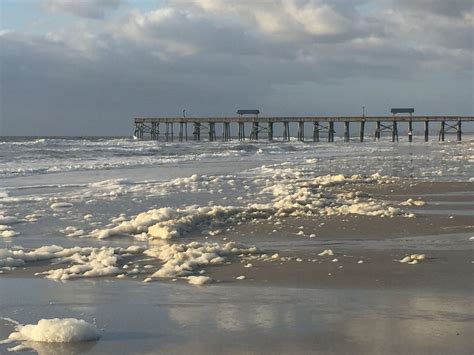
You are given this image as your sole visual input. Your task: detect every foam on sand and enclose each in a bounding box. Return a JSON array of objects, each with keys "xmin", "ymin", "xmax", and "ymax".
[
  {"xmin": 0, "ymin": 215, "xmax": 22, "ymax": 225},
  {"xmin": 86, "ymin": 174, "xmax": 412, "ymax": 243},
  {"xmin": 5, "ymin": 318, "xmax": 100, "ymax": 343},
  {"xmin": 318, "ymin": 249, "xmax": 334, "ymax": 256},
  {"xmin": 400, "ymin": 198, "xmax": 426, "ymax": 206},
  {"xmin": 0, "ymin": 240, "xmax": 258, "ymax": 284},
  {"xmin": 187, "ymin": 275, "xmax": 212, "ymax": 285},
  {"xmin": 90, "ymin": 205, "xmax": 244, "ymax": 240},
  {"xmin": 0, "ymin": 245, "xmax": 144, "ymax": 279},
  {"xmin": 50, "ymin": 202, "xmax": 73, "ymax": 210},
  {"xmin": 1, "ymin": 230, "xmax": 19, "ymax": 238},
  {"xmin": 145, "ymin": 241, "xmax": 258, "ymax": 279},
  {"xmin": 399, "ymin": 254, "xmax": 426, "ymax": 264}
]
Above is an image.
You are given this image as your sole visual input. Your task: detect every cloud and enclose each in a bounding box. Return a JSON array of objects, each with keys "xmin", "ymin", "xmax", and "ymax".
[
  {"xmin": 0, "ymin": 0, "xmax": 472, "ymax": 135},
  {"xmin": 42, "ymin": 0, "xmax": 123, "ymax": 19},
  {"xmin": 391, "ymin": 0, "xmax": 473, "ymax": 18}
]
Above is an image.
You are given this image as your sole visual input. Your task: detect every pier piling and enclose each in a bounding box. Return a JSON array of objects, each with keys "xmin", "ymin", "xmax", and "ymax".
[
  {"xmin": 313, "ymin": 122, "xmax": 320, "ymax": 142},
  {"xmin": 328, "ymin": 122, "xmax": 335, "ymax": 142},
  {"xmin": 298, "ymin": 121, "xmax": 304, "ymax": 141},
  {"xmin": 268, "ymin": 122, "xmax": 273, "ymax": 141},
  {"xmin": 408, "ymin": 120, "xmax": 413, "ymax": 142},
  {"xmin": 375, "ymin": 121, "xmax": 381, "ymax": 141},
  {"xmin": 392, "ymin": 121, "xmax": 398, "ymax": 142},
  {"xmin": 344, "ymin": 122, "xmax": 350, "ymax": 142},
  {"xmin": 193, "ymin": 122, "xmax": 201, "ymax": 141},
  {"xmin": 283, "ymin": 122, "xmax": 290, "ymax": 141}
]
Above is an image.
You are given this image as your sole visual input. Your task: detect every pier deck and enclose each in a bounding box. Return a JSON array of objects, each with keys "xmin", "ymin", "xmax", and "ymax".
[{"xmin": 133, "ymin": 116, "xmax": 474, "ymax": 142}]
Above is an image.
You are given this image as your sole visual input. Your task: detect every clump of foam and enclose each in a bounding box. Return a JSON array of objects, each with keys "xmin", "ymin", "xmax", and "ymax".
[
  {"xmin": 1, "ymin": 225, "xmax": 19, "ymax": 238},
  {"xmin": 318, "ymin": 249, "xmax": 334, "ymax": 256},
  {"xmin": 50, "ymin": 202, "xmax": 73, "ymax": 210},
  {"xmin": 90, "ymin": 205, "xmax": 245, "ymax": 240},
  {"xmin": 400, "ymin": 198, "xmax": 426, "ymax": 206},
  {"xmin": 0, "ymin": 245, "xmax": 144, "ymax": 279},
  {"xmin": 187, "ymin": 275, "xmax": 212, "ymax": 285},
  {"xmin": 60, "ymin": 226, "xmax": 86, "ymax": 238},
  {"xmin": 0, "ymin": 214, "xmax": 22, "ymax": 224},
  {"xmin": 6, "ymin": 318, "xmax": 100, "ymax": 343},
  {"xmin": 259, "ymin": 173, "xmax": 407, "ymax": 219},
  {"xmin": 399, "ymin": 254, "xmax": 426, "ymax": 264},
  {"xmin": 39, "ymin": 249, "xmax": 121, "ymax": 280},
  {"xmin": 144, "ymin": 241, "xmax": 258, "ymax": 279}
]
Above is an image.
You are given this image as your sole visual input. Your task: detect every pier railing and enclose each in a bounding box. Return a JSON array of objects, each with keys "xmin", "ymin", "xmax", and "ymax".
[{"xmin": 133, "ymin": 116, "xmax": 474, "ymax": 142}]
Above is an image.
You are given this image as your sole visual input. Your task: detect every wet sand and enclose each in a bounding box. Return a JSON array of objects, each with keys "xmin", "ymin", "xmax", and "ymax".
[
  {"xmin": 178, "ymin": 181, "xmax": 470, "ymax": 289},
  {"xmin": 207, "ymin": 249, "xmax": 473, "ymax": 290},
  {"xmin": 1, "ymin": 180, "xmax": 473, "ymax": 354},
  {"xmin": 1, "ymin": 277, "xmax": 473, "ymax": 355},
  {"xmin": 5, "ymin": 181, "xmax": 472, "ymax": 290}
]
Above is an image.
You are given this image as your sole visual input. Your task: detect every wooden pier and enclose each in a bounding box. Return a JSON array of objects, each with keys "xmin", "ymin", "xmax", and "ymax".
[{"xmin": 133, "ymin": 115, "xmax": 474, "ymax": 143}]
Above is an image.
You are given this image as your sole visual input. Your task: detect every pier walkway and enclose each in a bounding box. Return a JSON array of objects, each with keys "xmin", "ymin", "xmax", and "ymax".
[{"xmin": 133, "ymin": 115, "xmax": 474, "ymax": 142}]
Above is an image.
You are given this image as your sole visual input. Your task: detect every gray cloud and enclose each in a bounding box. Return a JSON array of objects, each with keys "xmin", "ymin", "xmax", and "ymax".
[
  {"xmin": 391, "ymin": 0, "xmax": 473, "ymax": 18},
  {"xmin": 0, "ymin": 0, "xmax": 472, "ymax": 135},
  {"xmin": 42, "ymin": 0, "xmax": 123, "ymax": 19}
]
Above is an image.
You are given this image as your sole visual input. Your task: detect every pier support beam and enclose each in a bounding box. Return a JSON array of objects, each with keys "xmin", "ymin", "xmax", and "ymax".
[
  {"xmin": 209, "ymin": 122, "xmax": 216, "ymax": 142},
  {"xmin": 392, "ymin": 121, "xmax": 399, "ymax": 142},
  {"xmin": 375, "ymin": 121, "xmax": 381, "ymax": 141},
  {"xmin": 297, "ymin": 121, "xmax": 304, "ymax": 141},
  {"xmin": 222, "ymin": 122, "xmax": 231, "ymax": 141},
  {"xmin": 268, "ymin": 122, "xmax": 273, "ymax": 141},
  {"xmin": 151, "ymin": 122, "xmax": 158, "ymax": 140},
  {"xmin": 134, "ymin": 122, "xmax": 145, "ymax": 139},
  {"xmin": 424, "ymin": 121, "xmax": 429, "ymax": 142},
  {"xmin": 193, "ymin": 122, "xmax": 201, "ymax": 141},
  {"xmin": 328, "ymin": 122, "xmax": 335, "ymax": 142},
  {"xmin": 250, "ymin": 121, "xmax": 259, "ymax": 140},
  {"xmin": 359, "ymin": 121, "xmax": 365, "ymax": 142},
  {"xmin": 179, "ymin": 122, "xmax": 184, "ymax": 142},
  {"xmin": 165, "ymin": 122, "xmax": 170, "ymax": 142},
  {"xmin": 238, "ymin": 122, "xmax": 245, "ymax": 141},
  {"xmin": 408, "ymin": 120, "xmax": 413, "ymax": 142},
  {"xmin": 283, "ymin": 122, "xmax": 290, "ymax": 141},
  {"xmin": 438, "ymin": 120, "xmax": 462, "ymax": 142},
  {"xmin": 344, "ymin": 122, "xmax": 350, "ymax": 142},
  {"xmin": 313, "ymin": 122, "xmax": 320, "ymax": 142}
]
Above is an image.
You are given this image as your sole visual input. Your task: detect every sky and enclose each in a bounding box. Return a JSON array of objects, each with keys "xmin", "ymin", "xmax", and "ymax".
[{"xmin": 0, "ymin": 0, "xmax": 473, "ymax": 136}]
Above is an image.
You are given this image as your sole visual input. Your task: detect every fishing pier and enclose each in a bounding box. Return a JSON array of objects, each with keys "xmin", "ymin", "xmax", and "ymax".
[{"xmin": 133, "ymin": 109, "xmax": 474, "ymax": 143}]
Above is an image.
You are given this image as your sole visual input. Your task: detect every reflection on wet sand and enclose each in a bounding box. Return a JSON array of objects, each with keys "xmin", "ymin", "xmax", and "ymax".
[{"xmin": 3, "ymin": 277, "xmax": 471, "ymax": 354}]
